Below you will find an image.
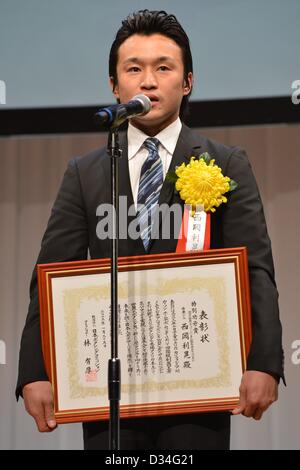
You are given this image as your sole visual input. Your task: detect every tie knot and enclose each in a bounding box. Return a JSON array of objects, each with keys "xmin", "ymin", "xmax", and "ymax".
[{"xmin": 143, "ymin": 137, "xmax": 160, "ymax": 152}]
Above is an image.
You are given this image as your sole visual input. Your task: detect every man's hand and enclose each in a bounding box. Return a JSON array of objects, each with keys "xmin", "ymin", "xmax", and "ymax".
[
  {"xmin": 23, "ymin": 381, "xmax": 57, "ymax": 432},
  {"xmin": 232, "ymin": 371, "xmax": 278, "ymax": 420}
]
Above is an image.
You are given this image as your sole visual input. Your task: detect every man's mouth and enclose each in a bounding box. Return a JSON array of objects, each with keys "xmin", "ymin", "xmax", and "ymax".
[{"xmin": 145, "ymin": 94, "xmax": 159, "ymax": 104}]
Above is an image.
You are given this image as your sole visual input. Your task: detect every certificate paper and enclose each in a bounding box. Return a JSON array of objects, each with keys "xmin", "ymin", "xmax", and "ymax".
[{"xmin": 38, "ymin": 249, "xmax": 252, "ymax": 423}]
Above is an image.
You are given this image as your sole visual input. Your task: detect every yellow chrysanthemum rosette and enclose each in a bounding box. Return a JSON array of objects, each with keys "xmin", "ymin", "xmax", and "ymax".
[{"xmin": 168, "ymin": 153, "xmax": 237, "ymax": 213}]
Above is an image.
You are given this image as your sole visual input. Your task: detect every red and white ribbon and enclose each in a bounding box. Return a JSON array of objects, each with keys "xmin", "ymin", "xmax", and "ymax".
[{"xmin": 176, "ymin": 205, "xmax": 210, "ymax": 253}]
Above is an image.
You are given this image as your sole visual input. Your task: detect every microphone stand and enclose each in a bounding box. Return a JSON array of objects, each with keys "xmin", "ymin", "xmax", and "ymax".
[
  {"xmin": 107, "ymin": 127, "xmax": 122, "ymax": 450},
  {"xmin": 95, "ymin": 99, "xmax": 150, "ymax": 450}
]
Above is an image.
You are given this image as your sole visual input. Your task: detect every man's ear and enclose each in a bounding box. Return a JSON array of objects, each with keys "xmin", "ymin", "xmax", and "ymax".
[
  {"xmin": 183, "ymin": 72, "xmax": 193, "ymax": 96},
  {"xmin": 110, "ymin": 76, "xmax": 119, "ymax": 99}
]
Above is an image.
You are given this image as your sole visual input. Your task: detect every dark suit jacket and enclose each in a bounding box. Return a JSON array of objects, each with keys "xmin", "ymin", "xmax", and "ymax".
[{"xmin": 16, "ymin": 123, "xmax": 284, "ymax": 398}]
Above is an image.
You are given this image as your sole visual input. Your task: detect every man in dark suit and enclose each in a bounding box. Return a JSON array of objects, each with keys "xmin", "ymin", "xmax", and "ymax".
[{"xmin": 17, "ymin": 10, "xmax": 284, "ymax": 449}]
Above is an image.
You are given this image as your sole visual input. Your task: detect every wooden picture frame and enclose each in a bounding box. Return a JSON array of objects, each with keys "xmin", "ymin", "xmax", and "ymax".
[{"xmin": 38, "ymin": 248, "xmax": 252, "ymax": 423}]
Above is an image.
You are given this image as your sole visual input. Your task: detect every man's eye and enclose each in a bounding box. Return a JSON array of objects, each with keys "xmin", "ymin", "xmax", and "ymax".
[
  {"xmin": 128, "ymin": 67, "xmax": 140, "ymax": 72},
  {"xmin": 159, "ymin": 66, "xmax": 169, "ymax": 71}
]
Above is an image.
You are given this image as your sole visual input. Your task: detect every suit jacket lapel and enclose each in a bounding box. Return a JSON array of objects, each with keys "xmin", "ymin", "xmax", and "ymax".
[
  {"xmin": 149, "ymin": 124, "xmax": 203, "ymax": 251},
  {"xmin": 101, "ymin": 132, "xmax": 135, "ymax": 207},
  {"xmin": 118, "ymin": 133, "xmax": 135, "ymax": 209},
  {"xmin": 101, "ymin": 125, "xmax": 204, "ymax": 255},
  {"xmin": 119, "ymin": 125, "xmax": 202, "ymax": 208},
  {"xmin": 101, "ymin": 132, "xmax": 145, "ymax": 255}
]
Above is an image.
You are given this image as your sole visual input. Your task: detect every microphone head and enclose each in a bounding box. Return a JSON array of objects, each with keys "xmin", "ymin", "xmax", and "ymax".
[{"xmin": 131, "ymin": 94, "xmax": 152, "ymax": 115}]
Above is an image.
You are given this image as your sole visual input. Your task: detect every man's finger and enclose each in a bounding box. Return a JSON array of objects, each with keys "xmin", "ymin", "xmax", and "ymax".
[
  {"xmin": 231, "ymin": 404, "xmax": 245, "ymax": 415},
  {"xmin": 253, "ymin": 408, "xmax": 264, "ymax": 420},
  {"xmin": 242, "ymin": 402, "xmax": 258, "ymax": 418},
  {"xmin": 32, "ymin": 407, "xmax": 53, "ymax": 433},
  {"xmin": 44, "ymin": 401, "xmax": 57, "ymax": 430},
  {"xmin": 232, "ymin": 382, "xmax": 247, "ymax": 415}
]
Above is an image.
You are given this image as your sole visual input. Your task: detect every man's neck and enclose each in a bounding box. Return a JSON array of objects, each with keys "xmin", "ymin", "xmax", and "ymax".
[
  {"xmin": 127, "ymin": 117, "xmax": 182, "ymax": 160},
  {"xmin": 129, "ymin": 116, "xmax": 180, "ymax": 137}
]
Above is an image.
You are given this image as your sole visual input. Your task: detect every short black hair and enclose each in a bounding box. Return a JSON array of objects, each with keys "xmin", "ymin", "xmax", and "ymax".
[{"xmin": 109, "ymin": 10, "xmax": 193, "ymax": 120}]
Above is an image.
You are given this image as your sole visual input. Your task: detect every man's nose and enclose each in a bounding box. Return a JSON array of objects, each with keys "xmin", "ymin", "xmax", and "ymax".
[{"xmin": 140, "ymin": 70, "xmax": 158, "ymax": 89}]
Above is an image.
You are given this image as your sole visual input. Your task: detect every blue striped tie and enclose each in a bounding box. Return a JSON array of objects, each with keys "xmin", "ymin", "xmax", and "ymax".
[{"xmin": 137, "ymin": 138, "xmax": 163, "ymax": 251}]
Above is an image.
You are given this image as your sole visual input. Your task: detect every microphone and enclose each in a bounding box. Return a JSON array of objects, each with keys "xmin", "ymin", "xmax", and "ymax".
[{"xmin": 94, "ymin": 94, "xmax": 152, "ymax": 128}]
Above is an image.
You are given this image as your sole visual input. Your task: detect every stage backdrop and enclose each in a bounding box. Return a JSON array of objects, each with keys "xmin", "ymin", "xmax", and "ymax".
[
  {"xmin": 0, "ymin": 124, "xmax": 299, "ymax": 449},
  {"xmin": 0, "ymin": 0, "xmax": 299, "ymax": 109}
]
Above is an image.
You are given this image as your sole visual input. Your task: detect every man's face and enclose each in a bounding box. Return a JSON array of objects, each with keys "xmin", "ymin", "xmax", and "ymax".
[{"xmin": 110, "ymin": 33, "xmax": 193, "ymax": 135}]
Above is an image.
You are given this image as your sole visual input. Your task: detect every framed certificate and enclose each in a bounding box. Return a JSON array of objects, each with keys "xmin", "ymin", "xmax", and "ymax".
[{"xmin": 38, "ymin": 248, "xmax": 252, "ymax": 424}]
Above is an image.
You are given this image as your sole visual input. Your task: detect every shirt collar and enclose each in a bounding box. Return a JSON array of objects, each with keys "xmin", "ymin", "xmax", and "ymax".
[{"xmin": 128, "ymin": 117, "xmax": 182, "ymax": 160}]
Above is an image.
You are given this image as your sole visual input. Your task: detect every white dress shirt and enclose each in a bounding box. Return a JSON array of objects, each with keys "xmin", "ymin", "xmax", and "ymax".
[{"xmin": 128, "ymin": 117, "xmax": 182, "ymax": 209}]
